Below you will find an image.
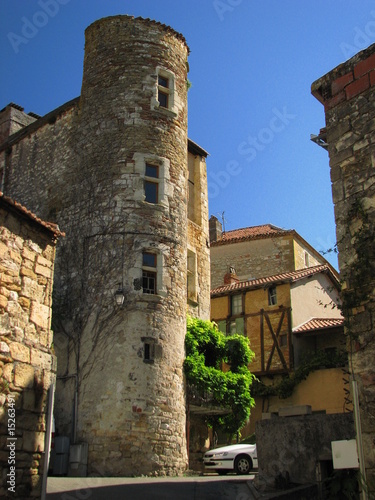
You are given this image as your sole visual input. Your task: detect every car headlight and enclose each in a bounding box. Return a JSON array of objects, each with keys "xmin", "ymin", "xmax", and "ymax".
[{"xmin": 212, "ymin": 452, "xmax": 228, "ymax": 458}]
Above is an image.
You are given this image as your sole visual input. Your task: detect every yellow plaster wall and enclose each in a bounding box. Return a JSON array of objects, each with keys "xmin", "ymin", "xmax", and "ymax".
[
  {"xmin": 244, "ymin": 283, "xmax": 291, "ymax": 314},
  {"xmin": 210, "ymin": 295, "xmax": 229, "ymax": 319},
  {"xmin": 293, "ymin": 239, "xmax": 322, "ymax": 270},
  {"xmin": 244, "ymin": 367, "xmax": 348, "ymax": 435}
]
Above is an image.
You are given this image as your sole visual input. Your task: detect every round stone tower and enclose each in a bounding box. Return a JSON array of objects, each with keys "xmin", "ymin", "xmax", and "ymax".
[{"xmin": 55, "ymin": 16, "xmax": 190, "ymax": 476}]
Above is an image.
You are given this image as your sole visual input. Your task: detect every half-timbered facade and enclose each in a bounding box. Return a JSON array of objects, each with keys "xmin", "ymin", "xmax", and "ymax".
[{"xmin": 211, "ymin": 264, "xmax": 347, "ymax": 434}]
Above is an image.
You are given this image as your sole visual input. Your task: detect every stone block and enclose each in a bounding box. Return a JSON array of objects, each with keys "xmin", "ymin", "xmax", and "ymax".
[
  {"xmin": 30, "ymin": 302, "xmax": 50, "ymax": 330},
  {"xmin": 0, "ymin": 240, "xmax": 9, "ymax": 257},
  {"xmin": 0, "ymin": 341, "xmax": 10, "ymax": 354},
  {"xmin": 9, "ymin": 342, "xmax": 30, "ymax": 363},
  {"xmin": 278, "ymin": 405, "xmax": 312, "ymax": 417},
  {"xmin": 21, "ymin": 276, "xmax": 44, "ymax": 301},
  {"xmin": 23, "ymin": 431, "xmax": 45, "ymax": 453},
  {"xmin": 22, "ymin": 246, "xmax": 36, "ymax": 263},
  {"xmin": 37, "ymin": 254, "xmax": 52, "ymax": 268},
  {"xmin": 18, "ymin": 296, "xmax": 31, "ymax": 310},
  {"xmin": 35, "ymin": 262, "xmax": 52, "ymax": 279},
  {"xmin": 23, "ymin": 390, "xmax": 36, "ymax": 411},
  {"xmin": 20, "ymin": 266, "xmax": 37, "ymax": 280},
  {"xmin": 30, "ymin": 349, "xmax": 52, "ymax": 370},
  {"xmin": 2, "ymin": 362, "xmax": 14, "ymax": 382},
  {"xmin": 14, "ymin": 363, "xmax": 35, "ymax": 389}
]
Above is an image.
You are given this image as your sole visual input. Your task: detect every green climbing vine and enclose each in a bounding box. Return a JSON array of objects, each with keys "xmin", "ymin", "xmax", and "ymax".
[
  {"xmin": 184, "ymin": 316, "xmax": 255, "ymax": 438},
  {"xmin": 340, "ymin": 198, "xmax": 375, "ymax": 325}
]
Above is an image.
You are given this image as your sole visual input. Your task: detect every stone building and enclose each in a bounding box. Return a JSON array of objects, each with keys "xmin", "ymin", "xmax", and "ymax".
[
  {"xmin": 0, "ymin": 192, "xmax": 63, "ymax": 498},
  {"xmin": 312, "ymin": 42, "xmax": 375, "ymax": 496},
  {"xmin": 0, "ymin": 16, "xmax": 210, "ymax": 476},
  {"xmin": 209, "ymin": 217, "xmax": 333, "ymax": 290}
]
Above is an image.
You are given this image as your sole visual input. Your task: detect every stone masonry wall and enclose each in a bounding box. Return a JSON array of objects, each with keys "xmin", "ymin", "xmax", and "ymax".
[
  {"xmin": 0, "ymin": 16, "xmax": 202, "ymax": 476},
  {"xmin": 0, "ymin": 104, "xmax": 37, "ymax": 146},
  {"xmin": 210, "ymin": 236, "xmax": 295, "ymax": 289},
  {"xmin": 312, "ymin": 42, "xmax": 375, "ymax": 495},
  {"xmin": 0, "ymin": 198, "xmax": 59, "ymax": 498},
  {"xmin": 256, "ymin": 413, "xmax": 355, "ymax": 488}
]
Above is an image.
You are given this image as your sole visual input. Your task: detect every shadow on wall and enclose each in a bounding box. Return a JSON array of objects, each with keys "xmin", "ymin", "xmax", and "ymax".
[{"xmin": 0, "ymin": 368, "xmax": 54, "ymax": 498}]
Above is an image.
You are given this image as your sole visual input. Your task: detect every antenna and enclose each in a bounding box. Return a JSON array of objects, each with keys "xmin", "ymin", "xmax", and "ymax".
[{"xmin": 220, "ymin": 211, "xmax": 226, "ymax": 234}]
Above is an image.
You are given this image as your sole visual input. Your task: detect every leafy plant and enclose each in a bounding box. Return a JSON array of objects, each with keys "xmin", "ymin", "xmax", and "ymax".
[
  {"xmin": 252, "ymin": 349, "xmax": 347, "ymax": 399},
  {"xmin": 184, "ymin": 316, "xmax": 255, "ymax": 438}
]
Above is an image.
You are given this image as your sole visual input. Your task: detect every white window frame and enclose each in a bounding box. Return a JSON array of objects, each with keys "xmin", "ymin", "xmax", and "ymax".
[
  {"xmin": 133, "ymin": 152, "xmax": 170, "ymax": 208},
  {"xmin": 142, "ymin": 251, "xmax": 158, "ymax": 295},
  {"xmin": 268, "ymin": 286, "xmax": 277, "ymax": 306},
  {"xmin": 151, "ymin": 67, "xmax": 178, "ymax": 116},
  {"xmin": 231, "ymin": 294, "xmax": 243, "ymax": 315}
]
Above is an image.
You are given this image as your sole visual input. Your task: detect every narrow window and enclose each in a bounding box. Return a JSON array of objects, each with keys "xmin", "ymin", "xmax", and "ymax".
[
  {"xmin": 231, "ymin": 295, "xmax": 243, "ymax": 315},
  {"xmin": 142, "ymin": 252, "xmax": 157, "ymax": 294},
  {"xmin": 188, "ymin": 158, "xmax": 195, "ymax": 221},
  {"xmin": 152, "ymin": 68, "xmax": 177, "ymax": 116},
  {"xmin": 144, "ymin": 342, "xmax": 155, "ymax": 361},
  {"xmin": 142, "ymin": 337, "xmax": 159, "ymax": 363},
  {"xmin": 229, "ymin": 318, "xmax": 244, "ymax": 335},
  {"xmin": 187, "ymin": 249, "xmax": 197, "ymax": 302},
  {"xmin": 268, "ymin": 286, "xmax": 277, "ymax": 306},
  {"xmin": 217, "ymin": 320, "xmax": 227, "ymax": 334},
  {"xmin": 158, "ymin": 75, "xmax": 169, "ymax": 108},
  {"xmin": 144, "ymin": 163, "xmax": 159, "ymax": 204}
]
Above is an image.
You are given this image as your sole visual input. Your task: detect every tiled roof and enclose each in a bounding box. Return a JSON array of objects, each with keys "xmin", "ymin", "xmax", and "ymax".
[
  {"xmin": 293, "ymin": 317, "xmax": 344, "ymax": 334},
  {"xmin": 211, "ymin": 264, "xmax": 339, "ymax": 296},
  {"xmin": 0, "ymin": 192, "xmax": 64, "ymax": 238},
  {"xmin": 211, "ymin": 224, "xmax": 292, "ymax": 246}
]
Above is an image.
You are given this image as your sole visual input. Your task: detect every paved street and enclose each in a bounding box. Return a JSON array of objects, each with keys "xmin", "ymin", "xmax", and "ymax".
[{"xmin": 47, "ymin": 474, "xmax": 257, "ymax": 500}]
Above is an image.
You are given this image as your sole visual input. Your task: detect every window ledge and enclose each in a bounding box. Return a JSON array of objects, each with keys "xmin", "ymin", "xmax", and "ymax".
[
  {"xmin": 139, "ymin": 293, "xmax": 163, "ymax": 303},
  {"xmin": 139, "ymin": 200, "xmax": 168, "ymax": 211},
  {"xmin": 188, "ymin": 298, "xmax": 199, "ymax": 307},
  {"xmin": 153, "ymin": 106, "xmax": 178, "ymax": 119},
  {"xmin": 187, "ymin": 218, "xmax": 202, "ymax": 229}
]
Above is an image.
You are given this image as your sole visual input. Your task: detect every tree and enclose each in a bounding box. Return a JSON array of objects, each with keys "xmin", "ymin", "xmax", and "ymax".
[{"xmin": 184, "ymin": 316, "xmax": 255, "ymax": 439}]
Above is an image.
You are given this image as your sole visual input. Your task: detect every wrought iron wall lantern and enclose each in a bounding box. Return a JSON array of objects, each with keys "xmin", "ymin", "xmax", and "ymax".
[{"xmin": 114, "ymin": 283, "xmax": 125, "ymax": 306}]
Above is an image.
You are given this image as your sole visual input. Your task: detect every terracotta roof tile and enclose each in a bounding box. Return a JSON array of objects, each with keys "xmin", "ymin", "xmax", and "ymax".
[
  {"xmin": 293, "ymin": 317, "xmax": 344, "ymax": 333},
  {"xmin": 211, "ymin": 264, "xmax": 339, "ymax": 296},
  {"xmin": 0, "ymin": 192, "xmax": 64, "ymax": 238},
  {"xmin": 211, "ymin": 224, "xmax": 292, "ymax": 246}
]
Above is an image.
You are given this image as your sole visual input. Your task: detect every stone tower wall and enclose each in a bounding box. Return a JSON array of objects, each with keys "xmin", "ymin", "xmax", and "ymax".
[
  {"xmin": 0, "ymin": 16, "xmax": 192, "ymax": 476},
  {"xmin": 312, "ymin": 43, "xmax": 375, "ymax": 494}
]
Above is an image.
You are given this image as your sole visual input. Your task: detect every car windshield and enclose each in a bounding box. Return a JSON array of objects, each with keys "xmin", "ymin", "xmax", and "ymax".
[{"xmin": 238, "ymin": 434, "xmax": 256, "ymax": 445}]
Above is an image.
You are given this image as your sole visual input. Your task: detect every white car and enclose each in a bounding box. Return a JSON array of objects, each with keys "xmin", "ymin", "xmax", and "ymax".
[{"xmin": 203, "ymin": 443, "xmax": 258, "ymax": 475}]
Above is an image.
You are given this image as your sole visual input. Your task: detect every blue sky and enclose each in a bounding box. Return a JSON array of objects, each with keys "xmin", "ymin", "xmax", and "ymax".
[{"xmin": 2, "ymin": 1, "xmax": 375, "ymax": 270}]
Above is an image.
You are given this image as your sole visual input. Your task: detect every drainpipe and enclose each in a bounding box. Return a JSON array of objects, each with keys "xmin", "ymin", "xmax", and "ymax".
[
  {"xmin": 351, "ymin": 376, "xmax": 368, "ymax": 500},
  {"xmin": 41, "ymin": 384, "xmax": 55, "ymax": 500}
]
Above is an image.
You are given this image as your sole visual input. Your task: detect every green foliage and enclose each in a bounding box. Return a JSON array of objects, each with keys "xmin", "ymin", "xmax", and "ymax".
[
  {"xmin": 252, "ymin": 349, "xmax": 347, "ymax": 399},
  {"xmin": 184, "ymin": 316, "xmax": 255, "ymax": 438},
  {"xmin": 0, "ymin": 379, "xmax": 10, "ymax": 394}
]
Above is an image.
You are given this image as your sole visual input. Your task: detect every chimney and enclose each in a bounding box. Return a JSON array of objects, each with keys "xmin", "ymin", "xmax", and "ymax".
[
  {"xmin": 209, "ymin": 215, "xmax": 222, "ymax": 243},
  {"xmin": 223, "ymin": 266, "xmax": 239, "ymax": 285}
]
